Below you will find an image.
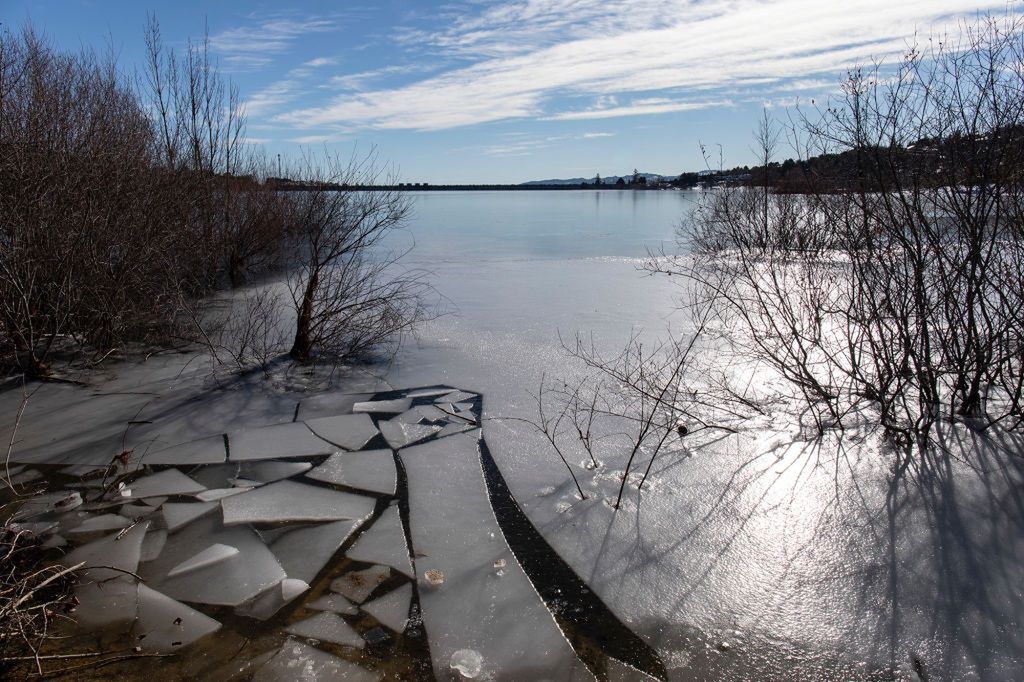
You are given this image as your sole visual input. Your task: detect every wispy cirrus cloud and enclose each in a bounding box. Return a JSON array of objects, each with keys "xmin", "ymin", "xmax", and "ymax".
[
  {"xmin": 276, "ymin": 0, "xmax": 1016, "ymax": 131},
  {"xmin": 211, "ymin": 15, "xmax": 340, "ymax": 71}
]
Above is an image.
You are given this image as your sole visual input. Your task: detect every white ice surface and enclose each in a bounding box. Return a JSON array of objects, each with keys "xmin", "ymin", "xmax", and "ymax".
[
  {"xmin": 400, "ymin": 431, "xmax": 591, "ymax": 680},
  {"xmin": 345, "ymin": 505, "xmax": 414, "ymax": 578},
  {"xmin": 353, "ymin": 398, "xmax": 412, "ymax": 414},
  {"xmin": 362, "ymin": 583, "xmax": 412, "ymax": 633},
  {"xmin": 221, "ymin": 480, "xmax": 375, "ymax": 526},
  {"xmin": 305, "ymin": 413, "xmax": 380, "ymax": 451},
  {"xmin": 305, "ymin": 450, "xmax": 397, "ymax": 495}
]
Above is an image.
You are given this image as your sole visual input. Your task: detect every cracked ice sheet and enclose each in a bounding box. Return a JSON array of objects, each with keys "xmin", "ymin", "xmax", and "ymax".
[
  {"xmin": 305, "ymin": 450, "xmax": 396, "ymax": 495},
  {"xmin": 285, "ymin": 611, "xmax": 364, "ymax": 648},
  {"xmin": 227, "ymin": 422, "xmax": 336, "ymax": 461},
  {"xmin": 305, "ymin": 413, "xmax": 380, "ymax": 451},
  {"xmin": 400, "ymin": 432, "xmax": 592, "ymax": 680},
  {"xmin": 345, "ymin": 504, "xmax": 413, "ymax": 578},
  {"xmin": 140, "ymin": 515, "xmax": 285, "ymax": 607},
  {"xmin": 221, "ymin": 480, "xmax": 375, "ymax": 526}
]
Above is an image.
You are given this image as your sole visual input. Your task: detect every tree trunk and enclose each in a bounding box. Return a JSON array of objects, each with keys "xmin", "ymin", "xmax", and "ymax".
[{"xmin": 289, "ymin": 270, "xmax": 318, "ymax": 362}]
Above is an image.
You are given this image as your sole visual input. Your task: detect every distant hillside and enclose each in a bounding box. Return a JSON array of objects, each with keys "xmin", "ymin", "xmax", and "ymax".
[{"xmin": 521, "ymin": 172, "xmax": 671, "ymax": 186}]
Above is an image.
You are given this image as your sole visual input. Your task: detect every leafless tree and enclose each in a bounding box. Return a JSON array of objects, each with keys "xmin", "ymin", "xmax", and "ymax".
[{"xmin": 283, "ymin": 153, "xmax": 432, "ymax": 364}]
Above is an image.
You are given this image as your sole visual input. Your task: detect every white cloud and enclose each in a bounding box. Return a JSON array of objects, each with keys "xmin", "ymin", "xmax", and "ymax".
[
  {"xmin": 211, "ymin": 15, "xmax": 339, "ymax": 71},
  {"xmin": 276, "ymin": 0, "xmax": 1015, "ymax": 130},
  {"xmin": 581, "ymin": 132, "xmax": 615, "ymax": 138}
]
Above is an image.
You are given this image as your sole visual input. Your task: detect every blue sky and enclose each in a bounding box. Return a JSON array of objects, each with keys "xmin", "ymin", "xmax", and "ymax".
[{"xmin": 2, "ymin": 1, "xmax": 1015, "ymax": 183}]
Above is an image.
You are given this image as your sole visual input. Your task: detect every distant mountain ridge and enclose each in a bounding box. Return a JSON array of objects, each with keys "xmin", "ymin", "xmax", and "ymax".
[{"xmin": 520, "ymin": 172, "xmax": 671, "ymax": 186}]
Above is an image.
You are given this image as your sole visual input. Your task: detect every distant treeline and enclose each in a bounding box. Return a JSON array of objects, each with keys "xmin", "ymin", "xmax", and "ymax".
[{"xmin": 691, "ymin": 126, "xmax": 1024, "ymax": 193}]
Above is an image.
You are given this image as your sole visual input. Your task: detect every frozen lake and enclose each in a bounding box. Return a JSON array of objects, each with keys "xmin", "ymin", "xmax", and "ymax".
[{"xmin": 384, "ymin": 190, "xmax": 1024, "ymax": 680}]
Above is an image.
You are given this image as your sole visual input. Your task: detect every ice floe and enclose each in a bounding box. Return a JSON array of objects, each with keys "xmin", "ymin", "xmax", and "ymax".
[
  {"xmin": 221, "ymin": 480, "xmax": 375, "ymax": 526},
  {"xmin": 269, "ymin": 519, "xmax": 363, "ymax": 584},
  {"xmin": 141, "ymin": 435, "xmax": 227, "ymax": 466},
  {"xmin": 306, "ymin": 592, "xmax": 358, "ymax": 615},
  {"xmin": 167, "ymin": 543, "xmax": 240, "ymax": 577},
  {"xmin": 330, "ymin": 565, "xmax": 391, "ymax": 604},
  {"xmin": 131, "ymin": 583, "xmax": 221, "ymax": 652},
  {"xmin": 305, "ymin": 413, "xmax": 380, "ymax": 451},
  {"xmin": 345, "ymin": 505, "xmax": 414, "ymax": 578},
  {"xmin": 401, "ymin": 431, "xmax": 591, "ymax": 679},
  {"xmin": 362, "ymin": 583, "xmax": 412, "ymax": 633},
  {"xmin": 161, "ymin": 501, "xmax": 218, "ymax": 532},
  {"xmin": 285, "ymin": 611, "xmax": 364, "ymax": 648},
  {"xmin": 379, "ymin": 419, "xmax": 442, "ymax": 450},
  {"xmin": 305, "ymin": 450, "xmax": 396, "ymax": 495}
]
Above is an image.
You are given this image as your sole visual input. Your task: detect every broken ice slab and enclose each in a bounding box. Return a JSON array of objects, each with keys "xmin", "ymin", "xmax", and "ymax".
[
  {"xmin": 127, "ymin": 469, "xmax": 206, "ymax": 499},
  {"xmin": 330, "ymin": 565, "xmax": 390, "ymax": 604},
  {"xmin": 67, "ymin": 513, "xmax": 132, "ymax": 537},
  {"xmin": 73, "ymin": 577, "xmax": 138, "ymax": 629},
  {"xmin": 140, "ymin": 528, "xmax": 168, "ymax": 563},
  {"xmin": 235, "ymin": 577, "xmax": 309, "ymax": 621},
  {"xmin": 238, "ymin": 460, "xmax": 313, "ymax": 483},
  {"xmin": 436, "ymin": 390, "xmax": 476, "ymax": 404},
  {"xmin": 196, "ymin": 487, "xmax": 252, "ymax": 502},
  {"xmin": 362, "ymin": 583, "xmax": 412, "ymax": 633},
  {"xmin": 130, "ymin": 583, "xmax": 221, "ymax": 652},
  {"xmin": 269, "ymin": 519, "xmax": 364, "ymax": 584},
  {"xmin": 352, "ymin": 398, "xmax": 412, "ymax": 414},
  {"xmin": 306, "ymin": 592, "xmax": 358, "ymax": 615},
  {"xmin": 142, "ymin": 515, "xmax": 285, "ymax": 607},
  {"xmin": 162, "ymin": 501, "xmax": 218, "ymax": 532},
  {"xmin": 285, "ymin": 611, "xmax": 364, "ymax": 648},
  {"xmin": 379, "ymin": 419, "xmax": 442, "ymax": 450},
  {"xmin": 167, "ymin": 543, "xmax": 240, "ymax": 577},
  {"xmin": 305, "ymin": 450, "xmax": 396, "ymax": 496},
  {"xmin": 346, "ymin": 505, "xmax": 414, "ymax": 579},
  {"xmin": 61, "ymin": 520, "xmax": 150, "ymax": 582},
  {"xmin": 227, "ymin": 422, "xmax": 336, "ymax": 462},
  {"xmin": 305, "ymin": 413, "xmax": 380, "ymax": 452},
  {"xmin": 141, "ymin": 435, "xmax": 227, "ymax": 466},
  {"xmin": 401, "ymin": 432, "xmax": 593, "ymax": 680},
  {"xmin": 9, "ymin": 520, "xmax": 57, "ymax": 536},
  {"xmin": 221, "ymin": 480, "xmax": 375, "ymax": 526},
  {"xmin": 253, "ymin": 639, "xmax": 380, "ymax": 682}
]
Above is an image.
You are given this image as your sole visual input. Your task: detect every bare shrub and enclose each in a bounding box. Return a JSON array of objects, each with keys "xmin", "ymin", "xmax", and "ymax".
[
  {"xmin": 664, "ymin": 14, "xmax": 1024, "ymax": 443},
  {"xmin": 283, "ymin": 153, "xmax": 432, "ymax": 364}
]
